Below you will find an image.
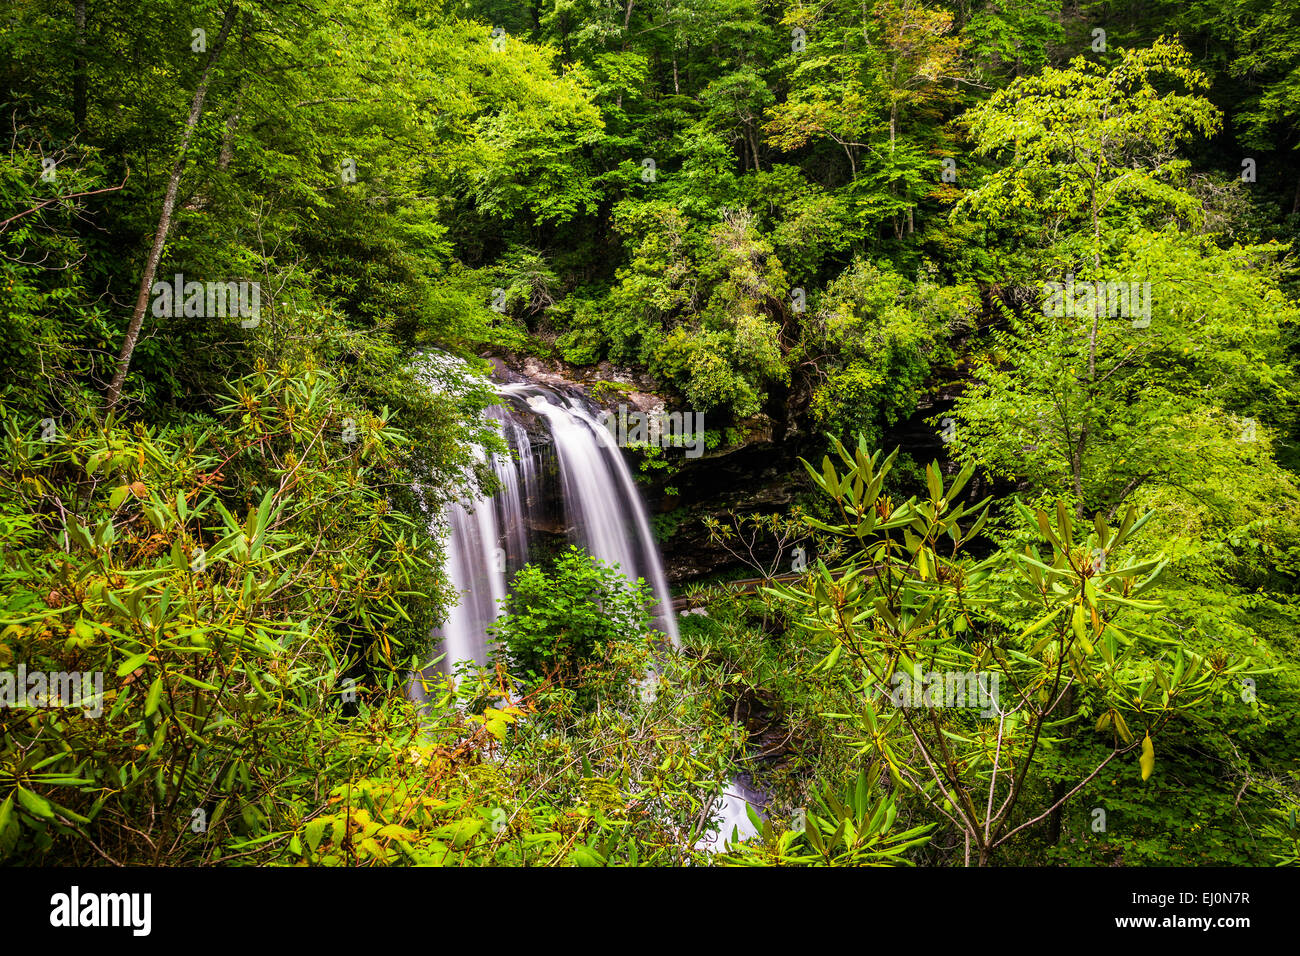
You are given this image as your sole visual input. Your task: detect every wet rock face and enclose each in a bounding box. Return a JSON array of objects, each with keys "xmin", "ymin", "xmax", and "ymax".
[
  {"xmin": 653, "ymin": 446, "xmax": 807, "ymax": 583},
  {"xmin": 493, "ymin": 353, "xmax": 664, "ymax": 411}
]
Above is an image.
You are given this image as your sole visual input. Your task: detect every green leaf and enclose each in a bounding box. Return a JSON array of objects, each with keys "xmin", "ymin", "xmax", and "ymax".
[
  {"xmin": 0, "ymin": 794, "xmax": 14, "ymax": 836},
  {"xmin": 1019, "ymin": 605, "xmax": 1065, "ymax": 640},
  {"xmin": 16, "ymin": 788, "xmax": 54, "ymax": 820},
  {"xmin": 0, "ymin": 795, "xmax": 16, "ymax": 857},
  {"xmin": 925, "ymin": 463, "xmax": 941, "ymax": 502},
  {"xmin": 821, "ymin": 457, "xmax": 840, "ymax": 498},
  {"xmin": 1140, "ymin": 734, "xmax": 1155, "ymax": 782},
  {"xmin": 572, "ymin": 845, "xmax": 603, "ymax": 866},
  {"xmin": 116, "ymin": 652, "xmax": 150, "ymax": 676},
  {"xmin": 1071, "ymin": 604, "xmax": 1087, "ymax": 642},
  {"xmin": 144, "ymin": 676, "xmax": 163, "ymax": 717}
]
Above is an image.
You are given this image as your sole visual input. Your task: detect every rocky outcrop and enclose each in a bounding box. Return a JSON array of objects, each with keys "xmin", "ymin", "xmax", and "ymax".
[
  {"xmin": 652, "ymin": 438, "xmax": 808, "ymax": 582},
  {"xmin": 490, "ymin": 353, "xmax": 666, "ymax": 414}
]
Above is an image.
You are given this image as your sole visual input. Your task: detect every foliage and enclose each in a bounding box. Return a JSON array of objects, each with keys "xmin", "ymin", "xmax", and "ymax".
[
  {"xmin": 489, "ymin": 546, "xmax": 657, "ymax": 698},
  {"xmin": 771, "ymin": 439, "xmax": 1253, "ymax": 864},
  {"xmin": 2, "ymin": 0, "xmax": 1300, "ymax": 869},
  {"xmin": 0, "ymin": 363, "xmax": 444, "ymax": 863},
  {"xmin": 720, "ymin": 766, "xmax": 933, "ymax": 866}
]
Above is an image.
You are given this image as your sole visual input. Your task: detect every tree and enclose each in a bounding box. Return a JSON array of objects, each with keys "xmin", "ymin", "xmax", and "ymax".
[
  {"xmin": 798, "ymin": 258, "xmax": 974, "ymax": 447},
  {"xmin": 946, "ymin": 39, "xmax": 1285, "ymax": 518},
  {"xmin": 105, "ymin": 3, "xmax": 238, "ymax": 410},
  {"xmin": 774, "ymin": 440, "xmax": 1250, "ymax": 865},
  {"xmin": 955, "ymin": 37, "xmax": 1221, "ymax": 276},
  {"xmin": 765, "ymin": 0, "xmax": 964, "ymax": 237}
]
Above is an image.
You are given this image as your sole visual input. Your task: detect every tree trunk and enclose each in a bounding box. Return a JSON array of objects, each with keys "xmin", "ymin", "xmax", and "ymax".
[
  {"xmin": 622, "ymin": 0, "xmax": 635, "ymax": 40},
  {"xmin": 890, "ymin": 106, "xmax": 901, "ymax": 239},
  {"xmin": 1087, "ymin": 164, "xmax": 1102, "ymax": 378},
  {"xmin": 1072, "ymin": 426, "xmax": 1087, "ymax": 517},
  {"xmin": 1047, "ymin": 684, "xmax": 1077, "ymax": 846},
  {"xmin": 667, "ymin": 0, "xmax": 679, "ymax": 94},
  {"xmin": 104, "ymin": 3, "xmax": 238, "ymax": 411},
  {"xmin": 217, "ymin": 98, "xmax": 243, "ymax": 171},
  {"xmin": 615, "ymin": 0, "xmax": 635, "ymax": 109}
]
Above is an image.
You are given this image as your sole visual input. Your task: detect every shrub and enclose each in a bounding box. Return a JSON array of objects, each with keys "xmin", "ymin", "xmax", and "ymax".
[
  {"xmin": 0, "ymin": 360, "xmax": 441, "ymax": 864},
  {"xmin": 490, "ymin": 547, "xmax": 656, "ymax": 695}
]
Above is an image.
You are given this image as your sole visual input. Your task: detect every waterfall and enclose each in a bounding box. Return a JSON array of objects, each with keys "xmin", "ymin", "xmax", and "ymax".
[
  {"xmin": 697, "ymin": 773, "xmax": 766, "ymax": 852},
  {"xmin": 425, "ymin": 380, "xmax": 678, "ymax": 676},
  {"xmin": 501, "ymin": 383, "xmax": 679, "ymax": 647},
  {"xmin": 433, "ymin": 495, "xmax": 506, "ymax": 670},
  {"xmin": 418, "ymin": 361, "xmax": 757, "ymax": 851},
  {"xmin": 489, "ymin": 404, "xmax": 532, "ymax": 577}
]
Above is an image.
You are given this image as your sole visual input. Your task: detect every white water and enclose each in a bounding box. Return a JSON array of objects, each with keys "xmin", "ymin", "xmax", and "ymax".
[
  {"xmin": 425, "ymin": 381, "xmax": 678, "ymax": 675},
  {"xmin": 493, "ymin": 406, "xmax": 534, "ymax": 572},
  {"xmin": 501, "ymin": 383, "xmax": 679, "ymax": 647},
  {"xmin": 698, "ymin": 774, "xmax": 765, "ymax": 851},
  {"xmin": 419, "ymin": 365, "xmax": 758, "ymax": 849}
]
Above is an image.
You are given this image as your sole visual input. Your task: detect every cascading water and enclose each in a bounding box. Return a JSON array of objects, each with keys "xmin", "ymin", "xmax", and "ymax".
[
  {"xmin": 416, "ymin": 403, "xmax": 525, "ymax": 675},
  {"xmin": 697, "ymin": 773, "xmax": 766, "ymax": 851},
  {"xmin": 425, "ymin": 380, "xmax": 678, "ymax": 675},
  {"xmin": 491, "ymin": 405, "xmax": 533, "ymax": 576},
  {"xmin": 419, "ymin": 360, "xmax": 756, "ymax": 849},
  {"xmin": 501, "ymin": 382, "xmax": 679, "ymax": 647}
]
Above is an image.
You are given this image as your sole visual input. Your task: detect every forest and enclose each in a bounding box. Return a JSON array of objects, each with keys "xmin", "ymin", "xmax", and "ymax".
[{"xmin": 1, "ymin": 0, "xmax": 1299, "ymax": 870}]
